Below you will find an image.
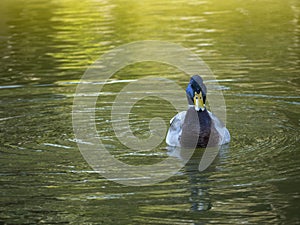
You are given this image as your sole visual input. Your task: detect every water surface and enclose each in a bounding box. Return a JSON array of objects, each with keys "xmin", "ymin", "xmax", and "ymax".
[{"xmin": 0, "ymin": 0, "xmax": 299, "ymax": 224}]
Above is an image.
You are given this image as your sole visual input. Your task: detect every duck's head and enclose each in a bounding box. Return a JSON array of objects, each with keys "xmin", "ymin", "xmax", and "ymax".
[{"xmin": 186, "ymin": 75, "xmax": 207, "ymax": 111}]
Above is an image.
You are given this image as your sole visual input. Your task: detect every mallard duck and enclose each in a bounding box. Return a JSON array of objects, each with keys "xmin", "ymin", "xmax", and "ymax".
[{"xmin": 166, "ymin": 75, "xmax": 230, "ymax": 148}]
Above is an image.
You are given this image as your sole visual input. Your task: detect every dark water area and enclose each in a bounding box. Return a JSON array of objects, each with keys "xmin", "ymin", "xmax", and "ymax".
[{"xmin": 0, "ymin": 0, "xmax": 299, "ymax": 224}]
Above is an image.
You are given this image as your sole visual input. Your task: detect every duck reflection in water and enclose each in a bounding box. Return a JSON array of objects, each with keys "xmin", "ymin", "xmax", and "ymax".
[{"xmin": 167, "ymin": 144, "xmax": 230, "ymax": 212}]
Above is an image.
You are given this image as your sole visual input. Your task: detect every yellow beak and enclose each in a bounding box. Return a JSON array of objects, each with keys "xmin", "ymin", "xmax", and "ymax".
[{"xmin": 193, "ymin": 91, "xmax": 205, "ymax": 111}]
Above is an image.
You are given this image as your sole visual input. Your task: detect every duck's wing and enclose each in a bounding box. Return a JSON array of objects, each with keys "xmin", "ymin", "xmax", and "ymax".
[
  {"xmin": 166, "ymin": 111, "xmax": 186, "ymax": 147},
  {"xmin": 208, "ymin": 111, "xmax": 230, "ymax": 145}
]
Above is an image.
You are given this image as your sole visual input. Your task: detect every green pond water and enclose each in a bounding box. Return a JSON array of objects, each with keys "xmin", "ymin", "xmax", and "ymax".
[{"xmin": 0, "ymin": 0, "xmax": 299, "ymax": 224}]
